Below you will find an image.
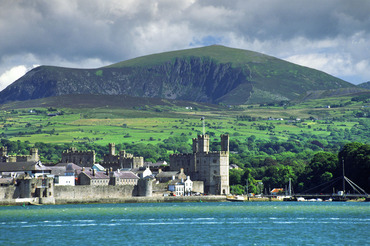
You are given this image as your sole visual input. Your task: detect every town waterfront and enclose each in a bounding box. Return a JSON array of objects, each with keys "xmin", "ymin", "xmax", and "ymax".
[{"xmin": 1, "ymin": 202, "xmax": 369, "ymax": 245}]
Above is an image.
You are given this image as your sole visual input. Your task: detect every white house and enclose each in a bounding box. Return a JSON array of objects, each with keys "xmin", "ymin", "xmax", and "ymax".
[
  {"xmin": 54, "ymin": 175, "xmax": 75, "ymax": 186},
  {"xmin": 184, "ymin": 176, "xmax": 193, "ymax": 195},
  {"xmin": 168, "ymin": 180, "xmax": 185, "ymax": 196}
]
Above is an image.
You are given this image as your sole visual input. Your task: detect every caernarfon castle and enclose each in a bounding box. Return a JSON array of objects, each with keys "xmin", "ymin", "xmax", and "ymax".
[{"xmin": 170, "ymin": 134, "xmax": 230, "ymax": 195}]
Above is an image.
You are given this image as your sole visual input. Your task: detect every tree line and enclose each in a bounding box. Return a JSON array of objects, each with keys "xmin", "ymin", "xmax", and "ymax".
[{"xmin": 0, "ymin": 137, "xmax": 368, "ymax": 194}]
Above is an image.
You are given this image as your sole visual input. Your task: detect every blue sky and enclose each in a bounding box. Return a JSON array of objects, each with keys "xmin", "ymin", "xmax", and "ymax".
[{"xmin": 0, "ymin": 0, "xmax": 369, "ymax": 91}]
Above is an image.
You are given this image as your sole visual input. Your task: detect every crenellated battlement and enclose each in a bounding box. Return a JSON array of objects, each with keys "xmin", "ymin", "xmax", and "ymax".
[
  {"xmin": 101, "ymin": 143, "xmax": 144, "ymax": 170},
  {"xmin": 61, "ymin": 148, "xmax": 95, "ymax": 167},
  {"xmin": 170, "ymin": 134, "xmax": 230, "ymax": 195},
  {"xmin": 62, "ymin": 148, "xmax": 95, "ymax": 154},
  {"xmin": 0, "ymin": 147, "xmax": 39, "ymax": 163}
]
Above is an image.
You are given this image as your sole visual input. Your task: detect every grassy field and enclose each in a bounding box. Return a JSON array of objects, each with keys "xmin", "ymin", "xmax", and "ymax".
[{"xmin": 0, "ymin": 94, "xmax": 369, "ymax": 148}]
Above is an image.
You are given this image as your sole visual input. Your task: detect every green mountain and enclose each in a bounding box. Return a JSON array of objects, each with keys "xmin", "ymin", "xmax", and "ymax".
[
  {"xmin": 0, "ymin": 45, "xmax": 355, "ymax": 105},
  {"xmin": 358, "ymin": 81, "xmax": 370, "ymax": 89}
]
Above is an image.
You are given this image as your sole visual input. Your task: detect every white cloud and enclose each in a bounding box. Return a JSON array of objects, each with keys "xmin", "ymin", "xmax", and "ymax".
[
  {"xmin": 0, "ymin": 65, "xmax": 28, "ymax": 91},
  {"xmin": 0, "ymin": 0, "xmax": 369, "ymax": 86}
]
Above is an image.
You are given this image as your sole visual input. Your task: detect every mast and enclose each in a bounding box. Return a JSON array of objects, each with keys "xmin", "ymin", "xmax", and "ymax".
[
  {"xmin": 246, "ymin": 178, "xmax": 249, "ymax": 196},
  {"xmin": 342, "ymin": 158, "xmax": 345, "ymax": 194}
]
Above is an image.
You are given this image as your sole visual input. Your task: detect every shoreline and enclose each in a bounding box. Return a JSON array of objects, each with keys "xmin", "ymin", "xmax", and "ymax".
[
  {"xmin": 0, "ymin": 196, "xmax": 281, "ymax": 206},
  {"xmin": 0, "ymin": 195, "xmax": 228, "ymax": 206},
  {"xmin": 1, "ymin": 196, "xmax": 366, "ymax": 206}
]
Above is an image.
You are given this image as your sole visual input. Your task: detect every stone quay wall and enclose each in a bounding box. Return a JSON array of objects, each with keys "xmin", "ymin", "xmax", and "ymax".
[
  {"xmin": 53, "ymin": 185, "xmax": 137, "ymax": 204},
  {"xmin": 0, "ymin": 186, "xmax": 226, "ymax": 205}
]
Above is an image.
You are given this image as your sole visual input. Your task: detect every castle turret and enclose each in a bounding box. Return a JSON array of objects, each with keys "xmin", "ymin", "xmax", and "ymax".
[
  {"xmin": 30, "ymin": 148, "xmax": 39, "ymax": 162},
  {"xmin": 109, "ymin": 143, "xmax": 115, "ymax": 156},
  {"xmin": 0, "ymin": 146, "xmax": 7, "ymax": 162},
  {"xmin": 197, "ymin": 135, "xmax": 209, "ymax": 153},
  {"xmin": 220, "ymin": 134, "xmax": 229, "ymax": 152},
  {"xmin": 192, "ymin": 138, "xmax": 198, "ymax": 153},
  {"xmin": 0, "ymin": 146, "xmax": 7, "ymax": 156}
]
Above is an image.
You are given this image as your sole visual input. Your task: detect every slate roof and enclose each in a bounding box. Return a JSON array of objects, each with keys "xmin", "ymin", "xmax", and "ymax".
[
  {"xmin": 55, "ymin": 163, "xmax": 83, "ymax": 174},
  {"xmin": 168, "ymin": 179, "xmax": 184, "ymax": 185},
  {"xmin": 0, "ymin": 161, "xmax": 50, "ymax": 172},
  {"xmin": 156, "ymin": 171, "xmax": 179, "ymax": 178},
  {"xmin": 48, "ymin": 166, "xmax": 66, "ymax": 176},
  {"xmin": 112, "ymin": 171, "xmax": 139, "ymax": 179},
  {"xmin": 81, "ymin": 170, "xmax": 109, "ymax": 179}
]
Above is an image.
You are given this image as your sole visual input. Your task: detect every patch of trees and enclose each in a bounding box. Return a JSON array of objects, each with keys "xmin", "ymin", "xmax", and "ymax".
[
  {"xmin": 1, "ymin": 137, "xmax": 368, "ymax": 194},
  {"xmin": 229, "ymin": 142, "xmax": 369, "ymax": 195}
]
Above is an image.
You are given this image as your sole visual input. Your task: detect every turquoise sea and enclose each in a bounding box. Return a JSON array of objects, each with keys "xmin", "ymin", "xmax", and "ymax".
[{"xmin": 0, "ymin": 202, "xmax": 369, "ymax": 245}]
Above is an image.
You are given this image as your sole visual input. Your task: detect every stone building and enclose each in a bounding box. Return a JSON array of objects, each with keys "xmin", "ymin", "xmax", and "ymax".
[
  {"xmin": 0, "ymin": 147, "xmax": 39, "ymax": 163},
  {"xmin": 169, "ymin": 134, "xmax": 229, "ymax": 195},
  {"xmin": 79, "ymin": 169, "xmax": 109, "ymax": 186},
  {"xmin": 16, "ymin": 174, "xmax": 55, "ymax": 204},
  {"xmin": 61, "ymin": 147, "xmax": 95, "ymax": 167},
  {"xmin": 109, "ymin": 169, "xmax": 140, "ymax": 186},
  {"xmin": 101, "ymin": 143, "xmax": 144, "ymax": 170},
  {"xmin": 155, "ymin": 168, "xmax": 187, "ymax": 183}
]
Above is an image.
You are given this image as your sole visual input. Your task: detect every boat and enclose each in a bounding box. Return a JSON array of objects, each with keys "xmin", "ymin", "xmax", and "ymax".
[
  {"xmin": 227, "ymin": 195, "xmax": 245, "ymax": 202},
  {"xmin": 297, "ymin": 197, "xmax": 305, "ymax": 202}
]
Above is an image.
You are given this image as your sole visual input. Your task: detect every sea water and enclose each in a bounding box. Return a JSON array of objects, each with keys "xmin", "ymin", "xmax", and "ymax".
[{"xmin": 0, "ymin": 202, "xmax": 369, "ymax": 245}]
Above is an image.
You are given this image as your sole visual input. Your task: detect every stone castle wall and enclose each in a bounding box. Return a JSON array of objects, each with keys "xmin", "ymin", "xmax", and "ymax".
[
  {"xmin": 101, "ymin": 145, "xmax": 144, "ymax": 170},
  {"xmin": 61, "ymin": 148, "xmax": 95, "ymax": 167},
  {"xmin": 53, "ymin": 185, "xmax": 138, "ymax": 203},
  {"xmin": 169, "ymin": 134, "xmax": 230, "ymax": 195},
  {"xmin": 0, "ymin": 186, "xmax": 17, "ymax": 203},
  {"xmin": 0, "ymin": 147, "xmax": 39, "ymax": 163},
  {"xmin": 121, "ymin": 157, "xmax": 144, "ymax": 169}
]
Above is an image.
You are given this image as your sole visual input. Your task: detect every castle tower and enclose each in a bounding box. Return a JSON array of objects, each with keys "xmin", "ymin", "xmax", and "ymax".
[
  {"xmin": 197, "ymin": 135, "xmax": 209, "ymax": 153},
  {"xmin": 0, "ymin": 146, "xmax": 7, "ymax": 162},
  {"xmin": 0, "ymin": 146, "xmax": 7, "ymax": 156},
  {"xmin": 30, "ymin": 148, "xmax": 39, "ymax": 162},
  {"xmin": 109, "ymin": 143, "xmax": 115, "ymax": 156},
  {"xmin": 192, "ymin": 138, "xmax": 198, "ymax": 153},
  {"xmin": 220, "ymin": 134, "xmax": 229, "ymax": 152}
]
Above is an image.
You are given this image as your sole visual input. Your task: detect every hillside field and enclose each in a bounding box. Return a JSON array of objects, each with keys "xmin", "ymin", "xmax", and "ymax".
[{"xmin": 0, "ymin": 94, "xmax": 369, "ymax": 150}]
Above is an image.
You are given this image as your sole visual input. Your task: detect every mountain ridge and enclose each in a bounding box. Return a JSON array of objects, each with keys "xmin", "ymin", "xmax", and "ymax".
[{"xmin": 0, "ymin": 45, "xmax": 356, "ymax": 105}]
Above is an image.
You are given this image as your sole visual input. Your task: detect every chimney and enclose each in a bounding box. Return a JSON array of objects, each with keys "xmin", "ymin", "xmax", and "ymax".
[
  {"xmin": 106, "ymin": 168, "xmax": 109, "ymax": 175},
  {"xmin": 82, "ymin": 167, "xmax": 85, "ymax": 171},
  {"xmin": 180, "ymin": 168, "xmax": 184, "ymax": 174},
  {"xmin": 158, "ymin": 169, "xmax": 162, "ymax": 173},
  {"xmin": 92, "ymin": 169, "xmax": 96, "ymax": 176}
]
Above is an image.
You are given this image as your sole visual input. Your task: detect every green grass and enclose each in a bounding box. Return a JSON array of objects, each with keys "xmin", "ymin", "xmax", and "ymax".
[
  {"xmin": 106, "ymin": 45, "xmax": 273, "ymax": 69},
  {"xmin": 1, "ymin": 94, "xmax": 368, "ymax": 147}
]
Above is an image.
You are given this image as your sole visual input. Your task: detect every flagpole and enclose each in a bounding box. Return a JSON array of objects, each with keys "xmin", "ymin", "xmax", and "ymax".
[{"xmin": 200, "ymin": 117, "xmax": 205, "ymax": 135}]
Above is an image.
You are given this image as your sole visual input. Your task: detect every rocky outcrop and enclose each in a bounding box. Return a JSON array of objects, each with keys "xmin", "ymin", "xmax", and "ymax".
[{"xmin": 0, "ymin": 57, "xmax": 250, "ymax": 104}]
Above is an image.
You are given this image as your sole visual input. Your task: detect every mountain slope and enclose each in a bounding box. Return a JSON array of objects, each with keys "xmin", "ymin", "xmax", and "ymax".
[
  {"xmin": 0, "ymin": 45, "xmax": 355, "ymax": 105},
  {"xmin": 358, "ymin": 81, "xmax": 370, "ymax": 89}
]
